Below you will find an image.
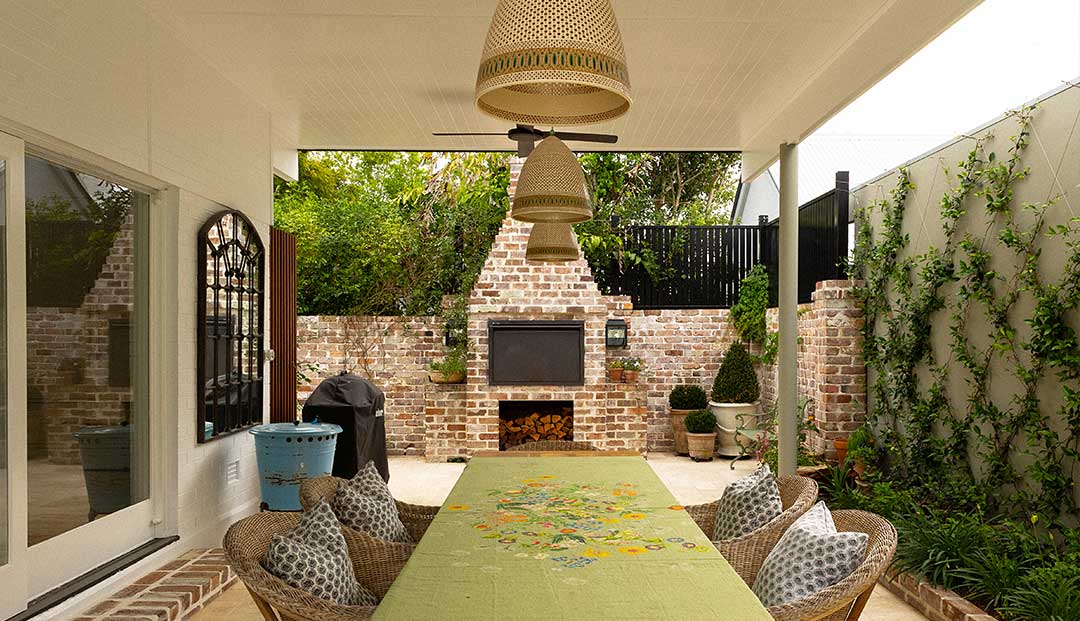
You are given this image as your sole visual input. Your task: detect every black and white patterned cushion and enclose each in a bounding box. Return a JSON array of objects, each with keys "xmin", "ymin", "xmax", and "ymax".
[
  {"xmin": 752, "ymin": 502, "xmax": 868, "ymax": 607},
  {"xmin": 263, "ymin": 500, "xmax": 378, "ymax": 606},
  {"xmin": 332, "ymin": 462, "xmax": 410, "ymax": 543},
  {"xmin": 713, "ymin": 464, "xmax": 783, "ymax": 540}
]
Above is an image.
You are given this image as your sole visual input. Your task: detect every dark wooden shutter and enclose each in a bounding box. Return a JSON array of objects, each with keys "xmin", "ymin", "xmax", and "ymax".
[{"xmin": 269, "ymin": 226, "xmax": 297, "ymax": 423}]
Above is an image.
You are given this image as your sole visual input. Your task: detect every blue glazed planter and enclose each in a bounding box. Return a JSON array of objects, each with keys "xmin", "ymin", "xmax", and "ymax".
[{"xmin": 250, "ymin": 422, "xmax": 342, "ymax": 510}]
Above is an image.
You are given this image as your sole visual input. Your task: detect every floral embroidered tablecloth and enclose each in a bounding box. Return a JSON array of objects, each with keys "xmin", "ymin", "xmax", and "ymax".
[{"xmin": 374, "ymin": 455, "xmax": 772, "ymax": 619}]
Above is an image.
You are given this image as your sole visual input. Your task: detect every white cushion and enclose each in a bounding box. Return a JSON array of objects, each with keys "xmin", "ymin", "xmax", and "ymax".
[
  {"xmin": 713, "ymin": 464, "xmax": 783, "ymax": 540},
  {"xmin": 752, "ymin": 502, "xmax": 868, "ymax": 607}
]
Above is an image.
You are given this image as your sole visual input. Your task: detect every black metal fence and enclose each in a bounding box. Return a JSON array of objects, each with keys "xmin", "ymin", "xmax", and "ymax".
[{"xmin": 604, "ymin": 171, "xmax": 849, "ymax": 309}]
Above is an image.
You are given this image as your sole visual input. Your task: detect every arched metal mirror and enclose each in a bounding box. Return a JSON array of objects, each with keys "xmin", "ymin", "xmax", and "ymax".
[{"xmin": 197, "ymin": 210, "xmax": 264, "ymax": 443}]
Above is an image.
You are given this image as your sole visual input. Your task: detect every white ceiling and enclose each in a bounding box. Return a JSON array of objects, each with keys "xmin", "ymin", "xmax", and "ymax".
[{"xmin": 144, "ymin": 0, "xmax": 981, "ymax": 179}]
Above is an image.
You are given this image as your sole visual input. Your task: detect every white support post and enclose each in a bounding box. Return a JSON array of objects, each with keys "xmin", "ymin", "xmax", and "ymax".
[{"xmin": 778, "ymin": 143, "xmax": 799, "ymax": 476}]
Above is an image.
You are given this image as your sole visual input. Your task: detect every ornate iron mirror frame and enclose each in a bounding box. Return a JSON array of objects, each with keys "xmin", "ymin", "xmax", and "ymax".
[{"xmin": 197, "ymin": 209, "xmax": 265, "ymax": 443}]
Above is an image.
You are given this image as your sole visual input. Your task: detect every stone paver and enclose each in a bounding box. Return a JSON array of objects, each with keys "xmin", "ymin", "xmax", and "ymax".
[{"xmin": 191, "ymin": 454, "xmax": 926, "ymax": 621}]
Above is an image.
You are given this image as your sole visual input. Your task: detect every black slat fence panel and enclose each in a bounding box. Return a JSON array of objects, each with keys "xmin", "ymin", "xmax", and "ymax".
[{"xmin": 600, "ymin": 171, "xmax": 849, "ymax": 309}]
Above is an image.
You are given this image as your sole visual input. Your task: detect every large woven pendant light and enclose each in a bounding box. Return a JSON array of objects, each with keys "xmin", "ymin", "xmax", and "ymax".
[
  {"xmin": 526, "ymin": 222, "xmax": 580, "ymax": 262},
  {"xmin": 512, "ymin": 136, "xmax": 591, "ymax": 223},
  {"xmin": 475, "ymin": 0, "xmax": 632, "ymax": 126}
]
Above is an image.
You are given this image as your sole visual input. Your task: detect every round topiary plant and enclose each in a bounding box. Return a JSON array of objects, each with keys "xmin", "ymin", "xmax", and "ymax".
[
  {"xmin": 711, "ymin": 342, "xmax": 760, "ymax": 403},
  {"xmin": 669, "ymin": 385, "xmax": 708, "ymax": 410},
  {"xmin": 683, "ymin": 409, "xmax": 717, "ymax": 434}
]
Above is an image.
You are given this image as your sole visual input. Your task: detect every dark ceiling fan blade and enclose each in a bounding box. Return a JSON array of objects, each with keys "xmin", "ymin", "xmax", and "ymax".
[
  {"xmin": 552, "ymin": 131, "xmax": 618, "ymax": 144},
  {"xmin": 432, "ymin": 132, "xmax": 508, "ymax": 136}
]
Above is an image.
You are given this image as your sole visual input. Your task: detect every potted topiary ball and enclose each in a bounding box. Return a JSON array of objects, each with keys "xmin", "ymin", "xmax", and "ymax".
[
  {"xmin": 683, "ymin": 409, "xmax": 718, "ymax": 461},
  {"xmin": 709, "ymin": 343, "xmax": 760, "ymax": 457},
  {"xmin": 669, "ymin": 385, "xmax": 708, "ymax": 456}
]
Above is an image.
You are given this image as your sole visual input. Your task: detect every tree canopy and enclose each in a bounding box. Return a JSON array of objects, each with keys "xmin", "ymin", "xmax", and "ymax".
[{"xmin": 273, "ymin": 150, "xmax": 740, "ymax": 316}]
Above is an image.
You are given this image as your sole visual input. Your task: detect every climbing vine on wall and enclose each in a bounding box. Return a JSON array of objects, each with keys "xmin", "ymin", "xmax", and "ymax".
[{"xmin": 850, "ymin": 107, "xmax": 1080, "ymax": 524}]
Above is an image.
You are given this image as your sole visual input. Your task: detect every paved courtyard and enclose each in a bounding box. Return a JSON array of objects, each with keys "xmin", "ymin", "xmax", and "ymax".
[{"xmin": 197, "ymin": 454, "xmax": 924, "ymax": 620}]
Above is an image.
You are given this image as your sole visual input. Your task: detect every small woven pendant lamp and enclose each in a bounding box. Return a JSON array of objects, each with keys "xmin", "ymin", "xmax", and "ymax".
[
  {"xmin": 475, "ymin": 0, "xmax": 631, "ymax": 126},
  {"xmin": 512, "ymin": 136, "xmax": 591, "ymax": 223},
  {"xmin": 526, "ymin": 222, "xmax": 580, "ymax": 262}
]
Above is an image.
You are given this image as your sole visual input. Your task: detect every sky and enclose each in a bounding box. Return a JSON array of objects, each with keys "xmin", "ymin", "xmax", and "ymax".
[{"xmin": 771, "ymin": 0, "xmax": 1080, "ymax": 203}]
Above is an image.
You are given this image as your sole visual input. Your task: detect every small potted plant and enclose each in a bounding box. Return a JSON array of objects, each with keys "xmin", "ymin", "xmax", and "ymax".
[
  {"xmin": 669, "ymin": 385, "xmax": 707, "ymax": 456},
  {"xmin": 709, "ymin": 343, "xmax": 760, "ymax": 457},
  {"xmin": 833, "ymin": 437, "xmax": 849, "ymax": 465},
  {"xmin": 683, "ymin": 409, "xmax": 718, "ymax": 461},
  {"xmin": 429, "ymin": 350, "xmax": 466, "ymax": 384},
  {"xmin": 607, "ymin": 358, "xmax": 624, "ymax": 382},
  {"xmin": 846, "ymin": 425, "xmax": 876, "ymax": 478},
  {"xmin": 622, "ymin": 357, "xmax": 642, "ymax": 382}
]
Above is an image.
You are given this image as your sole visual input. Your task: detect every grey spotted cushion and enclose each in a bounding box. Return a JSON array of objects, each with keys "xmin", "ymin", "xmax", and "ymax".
[
  {"xmin": 752, "ymin": 502, "xmax": 869, "ymax": 607},
  {"xmin": 332, "ymin": 462, "xmax": 410, "ymax": 543},
  {"xmin": 713, "ymin": 464, "xmax": 783, "ymax": 540},
  {"xmin": 263, "ymin": 500, "xmax": 378, "ymax": 606}
]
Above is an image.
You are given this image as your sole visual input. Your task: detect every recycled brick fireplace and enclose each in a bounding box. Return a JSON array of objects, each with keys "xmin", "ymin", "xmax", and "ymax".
[{"xmin": 420, "ymin": 158, "xmax": 649, "ymax": 461}]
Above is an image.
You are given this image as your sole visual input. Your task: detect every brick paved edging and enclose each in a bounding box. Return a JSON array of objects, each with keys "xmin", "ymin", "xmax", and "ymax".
[
  {"xmin": 880, "ymin": 569, "xmax": 997, "ymax": 621},
  {"xmin": 74, "ymin": 549, "xmax": 235, "ymax": 620}
]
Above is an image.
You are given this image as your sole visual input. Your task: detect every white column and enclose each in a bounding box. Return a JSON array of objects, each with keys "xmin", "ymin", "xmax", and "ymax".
[{"xmin": 777, "ymin": 143, "xmax": 799, "ymax": 476}]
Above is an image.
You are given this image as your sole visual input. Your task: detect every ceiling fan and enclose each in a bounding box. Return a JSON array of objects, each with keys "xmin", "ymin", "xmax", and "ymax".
[{"xmin": 432, "ymin": 124, "xmax": 617, "ymax": 157}]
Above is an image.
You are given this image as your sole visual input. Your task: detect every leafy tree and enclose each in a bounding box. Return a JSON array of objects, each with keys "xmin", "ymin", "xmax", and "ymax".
[
  {"xmin": 274, "ymin": 151, "xmax": 508, "ymax": 316},
  {"xmin": 574, "ymin": 152, "xmax": 740, "ymax": 292},
  {"xmin": 274, "ymin": 150, "xmax": 739, "ymax": 316}
]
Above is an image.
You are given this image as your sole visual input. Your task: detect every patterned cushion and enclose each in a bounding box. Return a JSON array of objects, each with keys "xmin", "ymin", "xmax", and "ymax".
[
  {"xmin": 713, "ymin": 464, "xmax": 783, "ymax": 540},
  {"xmin": 263, "ymin": 500, "xmax": 378, "ymax": 606},
  {"xmin": 333, "ymin": 462, "xmax": 410, "ymax": 543},
  {"xmin": 752, "ymin": 502, "xmax": 869, "ymax": 607}
]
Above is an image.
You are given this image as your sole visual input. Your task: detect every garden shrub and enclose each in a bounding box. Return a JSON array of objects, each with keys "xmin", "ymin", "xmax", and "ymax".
[
  {"xmin": 730, "ymin": 263, "xmax": 769, "ymax": 344},
  {"xmin": 711, "ymin": 342, "xmax": 760, "ymax": 403},
  {"xmin": 668, "ymin": 384, "xmax": 708, "ymax": 410},
  {"xmin": 683, "ymin": 409, "xmax": 717, "ymax": 434}
]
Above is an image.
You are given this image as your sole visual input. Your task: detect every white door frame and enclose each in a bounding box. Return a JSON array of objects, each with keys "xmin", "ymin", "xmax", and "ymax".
[
  {"xmin": 0, "ymin": 132, "xmax": 170, "ymax": 605},
  {"xmin": 0, "ymin": 130, "xmax": 29, "ymax": 619}
]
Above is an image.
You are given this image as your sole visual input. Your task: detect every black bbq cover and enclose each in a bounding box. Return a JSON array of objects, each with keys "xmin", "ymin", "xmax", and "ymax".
[{"xmin": 302, "ymin": 372, "xmax": 388, "ymax": 482}]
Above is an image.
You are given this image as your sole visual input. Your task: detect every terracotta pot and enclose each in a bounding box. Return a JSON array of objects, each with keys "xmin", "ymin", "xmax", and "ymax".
[
  {"xmin": 428, "ymin": 370, "xmax": 466, "ymax": 384},
  {"xmin": 608, "ymin": 368, "xmax": 624, "ymax": 382},
  {"xmin": 708, "ymin": 401, "xmax": 758, "ymax": 457},
  {"xmin": 670, "ymin": 409, "xmax": 692, "ymax": 455},
  {"xmin": 686, "ymin": 432, "xmax": 717, "ymax": 461},
  {"xmin": 833, "ymin": 438, "xmax": 849, "ymax": 465},
  {"xmin": 622, "ymin": 370, "xmax": 639, "ymax": 382},
  {"xmin": 853, "ymin": 456, "xmax": 867, "ymax": 478}
]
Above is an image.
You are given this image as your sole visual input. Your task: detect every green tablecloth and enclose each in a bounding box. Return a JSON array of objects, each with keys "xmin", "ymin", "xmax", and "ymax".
[{"xmin": 374, "ymin": 456, "xmax": 772, "ymax": 620}]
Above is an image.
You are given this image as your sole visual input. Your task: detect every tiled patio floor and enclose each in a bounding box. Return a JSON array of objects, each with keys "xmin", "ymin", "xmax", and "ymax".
[{"xmin": 194, "ymin": 454, "xmax": 926, "ymax": 621}]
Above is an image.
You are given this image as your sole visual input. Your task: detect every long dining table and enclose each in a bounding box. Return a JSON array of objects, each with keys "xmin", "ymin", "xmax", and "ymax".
[{"xmin": 373, "ymin": 451, "xmax": 773, "ymax": 619}]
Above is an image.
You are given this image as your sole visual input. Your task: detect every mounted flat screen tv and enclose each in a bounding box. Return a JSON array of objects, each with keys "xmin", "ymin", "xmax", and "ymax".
[{"xmin": 488, "ymin": 320, "xmax": 585, "ymax": 385}]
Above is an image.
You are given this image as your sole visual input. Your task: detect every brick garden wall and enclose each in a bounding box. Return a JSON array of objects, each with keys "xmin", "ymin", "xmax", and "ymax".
[
  {"xmin": 296, "ymin": 315, "xmax": 443, "ymax": 455},
  {"xmin": 296, "ymin": 280, "xmax": 867, "ymax": 459}
]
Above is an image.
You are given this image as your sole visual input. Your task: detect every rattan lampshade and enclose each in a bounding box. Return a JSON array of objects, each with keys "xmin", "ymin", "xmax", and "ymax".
[
  {"xmin": 475, "ymin": 0, "xmax": 632, "ymax": 126},
  {"xmin": 512, "ymin": 136, "xmax": 591, "ymax": 223},
  {"xmin": 526, "ymin": 222, "xmax": 580, "ymax": 262}
]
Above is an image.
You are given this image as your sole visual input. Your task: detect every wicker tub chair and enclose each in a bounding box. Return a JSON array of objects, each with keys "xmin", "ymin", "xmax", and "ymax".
[
  {"xmin": 299, "ymin": 476, "xmax": 439, "ymax": 543},
  {"xmin": 759, "ymin": 510, "xmax": 897, "ymax": 621},
  {"xmin": 685, "ymin": 474, "xmax": 818, "ymax": 584},
  {"xmin": 223, "ymin": 511, "xmax": 413, "ymax": 621},
  {"xmin": 506, "ymin": 440, "xmax": 599, "ymax": 451}
]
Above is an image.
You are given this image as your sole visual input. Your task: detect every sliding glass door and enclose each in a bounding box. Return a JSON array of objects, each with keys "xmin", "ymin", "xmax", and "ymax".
[{"xmin": 0, "ymin": 130, "xmax": 157, "ymax": 613}]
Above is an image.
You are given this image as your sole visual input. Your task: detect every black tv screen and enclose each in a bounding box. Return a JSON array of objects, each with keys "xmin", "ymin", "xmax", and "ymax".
[{"xmin": 488, "ymin": 321, "xmax": 585, "ymax": 385}]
